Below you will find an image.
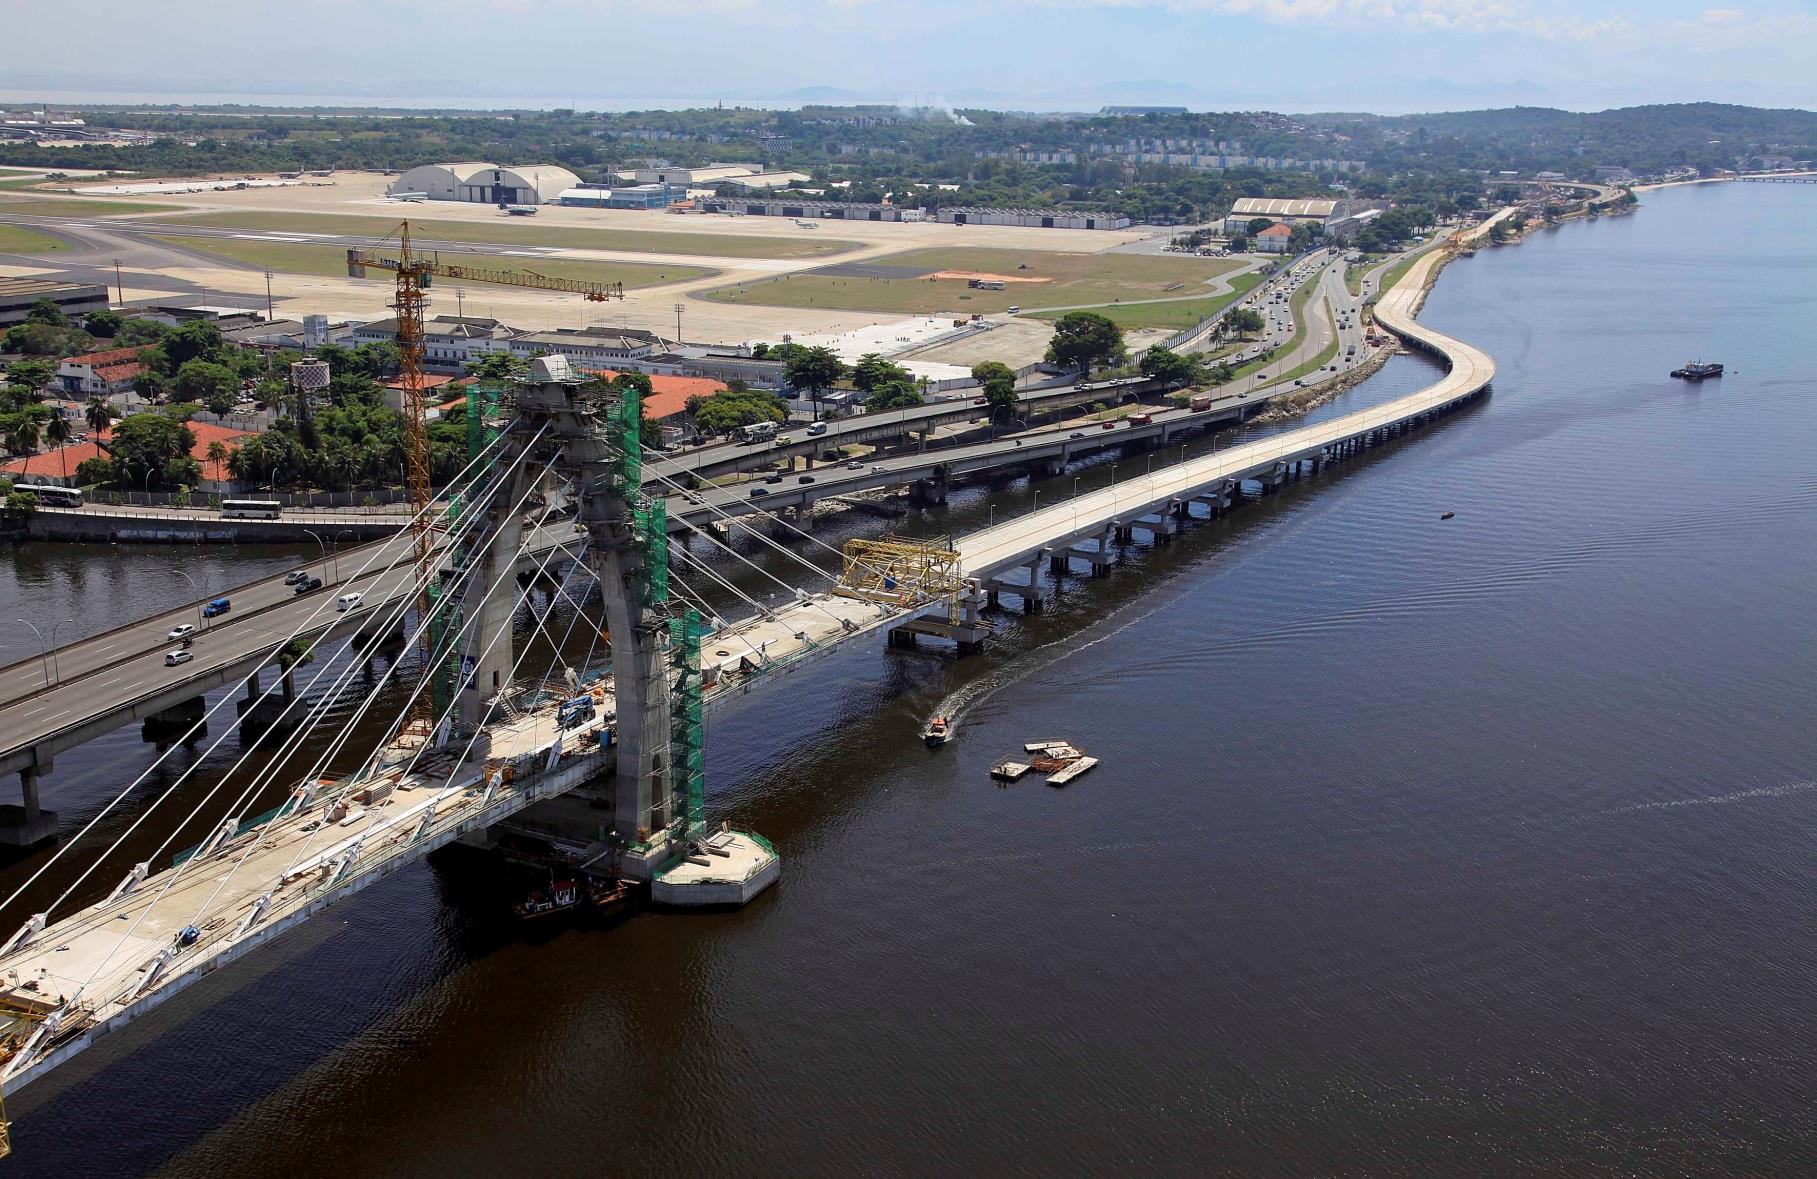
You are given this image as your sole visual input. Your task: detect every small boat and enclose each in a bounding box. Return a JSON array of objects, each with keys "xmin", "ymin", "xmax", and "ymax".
[
  {"xmin": 1440, "ymin": 511, "xmax": 1455, "ymax": 520},
  {"xmin": 513, "ymin": 876, "xmax": 580, "ymax": 920},
  {"xmin": 588, "ymin": 877, "xmax": 636, "ymax": 916},
  {"xmin": 1670, "ymin": 361, "xmax": 1724, "ymax": 380},
  {"xmin": 922, "ymin": 716, "xmax": 951, "ymax": 748}
]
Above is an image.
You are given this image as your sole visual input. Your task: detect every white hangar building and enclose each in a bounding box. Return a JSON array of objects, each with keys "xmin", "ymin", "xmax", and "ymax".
[{"xmin": 389, "ymin": 162, "xmax": 582, "ymax": 205}]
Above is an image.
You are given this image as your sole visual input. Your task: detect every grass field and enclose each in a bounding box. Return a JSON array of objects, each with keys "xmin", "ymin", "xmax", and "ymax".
[
  {"xmin": 701, "ymin": 246, "xmax": 1243, "ymax": 316},
  {"xmin": 1031, "ymin": 270, "xmax": 1264, "ymax": 332},
  {"xmin": 148, "ymin": 236, "xmax": 711, "ymax": 291},
  {"xmin": 0, "ymin": 196, "xmax": 169, "ymax": 216},
  {"xmin": 0, "ymin": 224, "xmax": 67, "ymax": 253},
  {"xmin": 140, "ymin": 211, "xmax": 856, "ymax": 260}
]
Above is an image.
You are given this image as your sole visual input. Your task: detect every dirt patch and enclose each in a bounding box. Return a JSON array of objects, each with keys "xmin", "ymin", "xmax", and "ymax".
[{"xmin": 930, "ymin": 270, "xmax": 1052, "ymax": 284}]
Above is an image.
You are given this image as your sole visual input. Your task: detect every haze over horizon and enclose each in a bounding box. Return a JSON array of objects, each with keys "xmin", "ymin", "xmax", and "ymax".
[{"xmin": 6, "ymin": 0, "xmax": 1817, "ymax": 114}]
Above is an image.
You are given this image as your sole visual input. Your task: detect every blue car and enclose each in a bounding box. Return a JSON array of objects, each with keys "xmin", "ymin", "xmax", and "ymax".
[{"xmin": 202, "ymin": 597, "xmax": 231, "ymax": 618}]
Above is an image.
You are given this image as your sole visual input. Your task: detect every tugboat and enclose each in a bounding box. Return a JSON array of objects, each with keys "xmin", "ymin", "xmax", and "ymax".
[
  {"xmin": 1670, "ymin": 360, "xmax": 1724, "ymax": 381},
  {"xmin": 922, "ymin": 715, "xmax": 951, "ymax": 748},
  {"xmin": 513, "ymin": 875, "xmax": 581, "ymax": 920}
]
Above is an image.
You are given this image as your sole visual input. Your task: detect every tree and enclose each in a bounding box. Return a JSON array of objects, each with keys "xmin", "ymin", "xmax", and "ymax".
[
  {"xmin": 107, "ymin": 412, "xmax": 197, "ymax": 490},
  {"xmin": 205, "ymin": 440, "xmax": 230, "ymax": 481},
  {"xmin": 1227, "ymin": 308, "xmax": 1265, "ymax": 339},
  {"xmin": 465, "ymin": 352, "xmax": 527, "ymax": 383},
  {"xmin": 160, "ymin": 319, "xmax": 226, "ymax": 371},
  {"xmin": 1044, "ymin": 311, "xmax": 1124, "ymax": 378},
  {"xmin": 971, "ymin": 360, "xmax": 1018, "ymax": 419},
  {"xmin": 689, "ymin": 387, "xmax": 788, "ymax": 437},
  {"xmin": 25, "ymin": 298, "xmax": 68, "ymax": 326},
  {"xmin": 864, "ymin": 378, "xmax": 923, "ymax": 412},
  {"xmin": 6, "ymin": 418, "xmax": 40, "ymax": 457},
  {"xmin": 1247, "ymin": 217, "xmax": 1276, "ymax": 237},
  {"xmin": 783, "ymin": 345, "xmax": 845, "ymax": 421},
  {"xmin": 851, "ymin": 353, "xmax": 908, "ymax": 394},
  {"xmin": 172, "ymin": 358, "xmax": 237, "ymax": 406},
  {"xmin": 84, "ymin": 397, "xmax": 116, "ymax": 436},
  {"xmin": 44, "ymin": 415, "xmax": 72, "ymax": 481},
  {"xmin": 1139, "ymin": 345, "xmax": 1204, "ymax": 390},
  {"xmin": 4, "ymin": 358, "xmax": 57, "ymax": 400},
  {"xmin": 84, "ymin": 309, "xmax": 123, "ymax": 338}
]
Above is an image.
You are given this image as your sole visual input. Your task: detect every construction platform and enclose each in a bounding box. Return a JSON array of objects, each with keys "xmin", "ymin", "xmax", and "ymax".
[{"xmin": 651, "ymin": 830, "xmax": 780, "ymax": 907}]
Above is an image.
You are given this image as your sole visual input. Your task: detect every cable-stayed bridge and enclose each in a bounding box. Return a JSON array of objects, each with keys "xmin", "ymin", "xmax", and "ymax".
[{"xmin": 0, "ymin": 240, "xmax": 1488, "ymax": 1114}]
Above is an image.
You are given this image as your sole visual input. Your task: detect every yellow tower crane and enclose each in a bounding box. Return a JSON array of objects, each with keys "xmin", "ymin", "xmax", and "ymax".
[{"xmin": 344, "ymin": 221, "xmax": 626, "ymax": 729}]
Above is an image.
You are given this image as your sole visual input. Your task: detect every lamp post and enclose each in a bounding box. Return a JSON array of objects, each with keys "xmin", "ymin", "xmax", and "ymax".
[
  {"xmin": 304, "ymin": 528, "xmax": 328, "ymax": 581},
  {"xmin": 169, "ymin": 568, "xmax": 207, "ymax": 630},
  {"xmin": 17, "ymin": 618, "xmax": 74, "ymax": 687}
]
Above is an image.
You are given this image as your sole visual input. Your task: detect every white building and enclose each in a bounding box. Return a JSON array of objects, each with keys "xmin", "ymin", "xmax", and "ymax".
[
  {"xmin": 349, "ymin": 315, "xmax": 516, "ymax": 370},
  {"xmin": 388, "ymin": 162, "xmax": 582, "ymax": 205},
  {"xmin": 508, "ymin": 326, "xmax": 663, "ymax": 367},
  {"xmin": 932, "ymin": 207, "xmax": 1131, "ymax": 230}
]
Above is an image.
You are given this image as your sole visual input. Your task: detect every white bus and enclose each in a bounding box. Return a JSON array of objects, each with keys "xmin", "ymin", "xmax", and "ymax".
[
  {"xmin": 221, "ymin": 499, "xmax": 283, "ymax": 520},
  {"xmin": 12, "ymin": 484, "xmax": 84, "ymax": 508}
]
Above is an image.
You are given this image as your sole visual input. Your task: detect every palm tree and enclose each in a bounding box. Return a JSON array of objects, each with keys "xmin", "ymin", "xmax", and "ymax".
[
  {"xmin": 44, "ymin": 415, "xmax": 72, "ymax": 482},
  {"xmin": 7, "ymin": 419, "xmax": 40, "ymax": 459},
  {"xmin": 84, "ymin": 397, "xmax": 115, "ymax": 437},
  {"xmin": 205, "ymin": 440, "xmax": 229, "ymax": 483}
]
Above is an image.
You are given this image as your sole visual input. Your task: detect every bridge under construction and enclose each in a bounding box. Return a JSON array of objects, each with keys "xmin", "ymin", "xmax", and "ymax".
[{"xmin": 0, "ymin": 235, "xmax": 1491, "ymax": 1136}]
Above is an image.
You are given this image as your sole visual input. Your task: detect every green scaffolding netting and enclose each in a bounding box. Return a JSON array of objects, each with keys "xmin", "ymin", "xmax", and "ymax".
[
  {"xmin": 633, "ymin": 497, "xmax": 669, "ymax": 607},
  {"xmin": 669, "ymin": 610, "xmax": 706, "ymax": 837},
  {"xmin": 604, "ymin": 385, "xmax": 643, "ymax": 498}
]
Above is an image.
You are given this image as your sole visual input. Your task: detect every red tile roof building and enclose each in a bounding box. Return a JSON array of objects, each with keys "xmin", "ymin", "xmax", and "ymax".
[{"xmin": 3, "ymin": 419, "xmax": 254, "ymax": 487}]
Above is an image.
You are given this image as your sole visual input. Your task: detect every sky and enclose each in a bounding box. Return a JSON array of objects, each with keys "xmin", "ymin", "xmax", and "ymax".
[{"xmin": 6, "ymin": 0, "xmax": 1817, "ymax": 113}]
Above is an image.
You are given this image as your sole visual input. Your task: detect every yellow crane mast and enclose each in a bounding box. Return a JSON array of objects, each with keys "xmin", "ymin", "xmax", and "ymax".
[{"xmin": 344, "ymin": 221, "xmax": 627, "ymax": 730}]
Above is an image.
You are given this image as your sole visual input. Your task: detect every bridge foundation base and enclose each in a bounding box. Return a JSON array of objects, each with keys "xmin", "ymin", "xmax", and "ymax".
[{"xmin": 0, "ymin": 805, "xmax": 56, "ymax": 848}]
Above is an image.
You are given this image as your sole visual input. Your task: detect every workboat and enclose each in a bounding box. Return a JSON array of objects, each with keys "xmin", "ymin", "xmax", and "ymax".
[
  {"xmin": 922, "ymin": 716, "xmax": 951, "ymax": 748},
  {"xmin": 1670, "ymin": 361, "xmax": 1724, "ymax": 380},
  {"xmin": 513, "ymin": 877, "xmax": 581, "ymax": 920}
]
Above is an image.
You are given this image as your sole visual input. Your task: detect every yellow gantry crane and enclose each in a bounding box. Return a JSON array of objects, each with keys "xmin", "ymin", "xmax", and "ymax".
[{"xmin": 345, "ymin": 221, "xmax": 626, "ymax": 728}]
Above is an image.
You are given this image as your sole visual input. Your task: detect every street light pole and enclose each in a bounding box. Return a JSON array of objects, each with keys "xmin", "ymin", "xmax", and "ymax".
[
  {"xmin": 169, "ymin": 568, "xmax": 207, "ymax": 629},
  {"xmin": 17, "ymin": 619, "xmax": 50, "ymax": 688}
]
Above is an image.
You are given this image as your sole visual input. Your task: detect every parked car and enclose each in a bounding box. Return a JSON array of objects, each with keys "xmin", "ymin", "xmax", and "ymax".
[
  {"xmin": 166, "ymin": 623, "xmax": 196, "ymax": 642},
  {"xmin": 164, "ymin": 649, "xmax": 193, "ymax": 667}
]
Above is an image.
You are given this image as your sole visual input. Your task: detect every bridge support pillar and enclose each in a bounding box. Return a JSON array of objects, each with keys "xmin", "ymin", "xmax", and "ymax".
[
  {"xmin": 0, "ymin": 758, "xmax": 58, "ymax": 848},
  {"xmin": 142, "ymin": 696, "xmax": 206, "ymax": 747}
]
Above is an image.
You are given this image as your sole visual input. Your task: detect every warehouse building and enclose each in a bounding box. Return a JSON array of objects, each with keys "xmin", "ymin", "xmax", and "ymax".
[
  {"xmin": 931, "ymin": 207, "xmax": 1131, "ymax": 230},
  {"xmin": 696, "ymin": 198, "xmax": 921, "ymax": 222},
  {"xmin": 388, "ymin": 162, "xmax": 582, "ymax": 205},
  {"xmin": 1222, "ymin": 197, "xmax": 1383, "ymax": 238},
  {"xmin": 557, "ymin": 183, "xmax": 682, "ymax": 210},
  {"xmin": 0, "ymin": 277, "xmax": 108, "ymax": 327}
]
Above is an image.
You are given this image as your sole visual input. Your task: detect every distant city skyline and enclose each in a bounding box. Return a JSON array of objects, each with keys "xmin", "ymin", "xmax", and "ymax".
[{"xmin": 7, "ymin": 0, "xmax": 1817, "ymax": 114}]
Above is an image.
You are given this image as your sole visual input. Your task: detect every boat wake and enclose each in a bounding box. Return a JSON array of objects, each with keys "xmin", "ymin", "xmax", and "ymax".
[{"xmin": 1600, "ymin": 778, "xmax": 1817, "ymax": 816}]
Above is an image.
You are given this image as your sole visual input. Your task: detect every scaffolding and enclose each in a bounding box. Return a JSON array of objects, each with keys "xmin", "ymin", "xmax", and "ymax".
[
  {"xmin": 633, "ymin": 498, "xmax": 669, "ymax": 607},
  {"xmin": 669, "ymin": 610, "xmax": 706, "ymax": 839},
  {"xmin": 834, "ymin": 534, "xmax": 965, "ymax": 611}
]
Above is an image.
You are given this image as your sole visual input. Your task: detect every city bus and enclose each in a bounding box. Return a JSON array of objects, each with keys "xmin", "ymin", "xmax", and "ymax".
[
  {"xmin": 220, "ymin": 499, "xmax": 283, "ymax": 520},
  {"xmin": 12, "ymin": 484, "xmax": 84, "ymax": 508}
]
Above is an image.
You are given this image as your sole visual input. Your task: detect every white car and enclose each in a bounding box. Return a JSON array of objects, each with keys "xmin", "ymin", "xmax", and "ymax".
[
  {"xmin": 336, "ymin": 592, "xmax": 364, "ymax": 613},
  {"xmin": 165, "ymin": 649, "xmax": 193, "ymax": 667},
  {"xmin": 166, "ymin": 623, "xmax": 196, "ymax": 641}
]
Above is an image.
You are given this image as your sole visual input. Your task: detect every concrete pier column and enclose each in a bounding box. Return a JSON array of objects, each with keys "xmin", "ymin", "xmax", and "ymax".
[{"xmin": 0, "ymin": 761, "xmax": 58, "ymax": 848}]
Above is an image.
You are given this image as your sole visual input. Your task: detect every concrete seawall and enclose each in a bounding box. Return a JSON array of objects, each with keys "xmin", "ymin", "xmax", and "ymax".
[{"xmin": 25, "ymin": 507, "xmax": 407, "ymax": 545}]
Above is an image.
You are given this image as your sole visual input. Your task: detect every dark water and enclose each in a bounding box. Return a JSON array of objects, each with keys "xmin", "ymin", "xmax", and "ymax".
[{"xmin": 6, "ymin": 181, "xmax": 1817, "ymax": 1175}]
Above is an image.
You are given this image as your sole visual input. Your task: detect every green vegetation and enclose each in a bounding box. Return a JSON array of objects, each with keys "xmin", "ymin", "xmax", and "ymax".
[
  {"xmin": 0, "ymin": 196, "xmax": 167, "ymax": 216},
  {"xmin": 782, "ymin": 346, "xmax": 846, "ymax": 420},
  {"xmin": 1030, "ymin": 270, "xmax": 1264, "ymax": 332},
  {"xmin": 1045, "ymin": 311, "xmax": 1126, "ymax": 377},
  {"xmin": 705, "ymin": 247, "xmax": 1240, "ymax": 317},
  {"xmin": 971, "ymin": 361, "xmax": 1018, "ymax": 418},
  {"xmin": 145, "ymin": 211, "xmax": 854, "ymax": 260},
  {"xmin": 147, "ymin": 235, "xmax": 709, "ymax": 291},
  {"xmin": 688, "ymin": 385, "xmax": 787, "ymax": 437},
  {"xmin": 1374, "ymin": 252, "xmax": 1425, "ymax": 299}
]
